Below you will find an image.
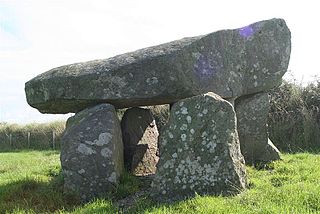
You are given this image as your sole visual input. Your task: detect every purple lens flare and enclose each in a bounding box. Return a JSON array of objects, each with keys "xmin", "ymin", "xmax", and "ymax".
[{"xmin": 239, "ymin": 25, "xmax": 255, "ymax": 38}]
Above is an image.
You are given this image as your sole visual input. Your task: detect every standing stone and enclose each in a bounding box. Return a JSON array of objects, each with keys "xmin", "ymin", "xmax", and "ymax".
[
  {"xmin": 60, "ymin": 104, "xmax": 123, "ymax": 201},
  {"xmin": 151, "ymin": 92, "xmax": 247, "ymax": 201},
  {"xmin": 235, "ymin": 92, "xmax": 280, "ymax": 164},
  {"xmin": 25, "ymin": 18, "xmax": 291, "ymax": 114},
  {"xmin": 121, "ymin": 107, "xmax": 159, "ymax": 176}
]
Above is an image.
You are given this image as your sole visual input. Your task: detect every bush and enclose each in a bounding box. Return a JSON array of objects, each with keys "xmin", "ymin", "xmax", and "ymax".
[
  {"xmin": 268, "ymin": 79, "xmax": 320, "ymax": 152},
  {"xmin": 0, "ymin": 121, "xmax": 65, "ymax": 151}
]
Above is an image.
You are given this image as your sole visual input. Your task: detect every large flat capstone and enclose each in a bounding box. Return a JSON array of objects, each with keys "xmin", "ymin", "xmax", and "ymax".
[
  {"xmin": 60, "ymin": 103, "xmax": 123, "ymax": 201},
  {"xmin": 25, "ymin": 18, "xmax": 290, "ymax": 114},
  {"xmin": 151, "ymin": 93, "xmax": 247, "ymax": 201}
]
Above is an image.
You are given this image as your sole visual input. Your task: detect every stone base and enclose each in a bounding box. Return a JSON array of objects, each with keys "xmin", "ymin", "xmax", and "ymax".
[
  {"xmin": 60, "ymin": 104, "xmax": 124, "ymax": 201},
  {"xmin": 121, "ymin": 107, "xmax": 159, "ymax": 176},
  {"xmin": 151, "ymin": 93, "xmax": 247, "ymax": 201},
  {"xmin": 236, "ymin": 92, "xmax": 281, "ymax": 165}
]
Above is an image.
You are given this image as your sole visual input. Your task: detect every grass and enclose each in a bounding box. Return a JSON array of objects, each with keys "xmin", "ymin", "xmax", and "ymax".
[{"xmin": 1, "ymin": 151, "xmax": 320, "ymax": 213}]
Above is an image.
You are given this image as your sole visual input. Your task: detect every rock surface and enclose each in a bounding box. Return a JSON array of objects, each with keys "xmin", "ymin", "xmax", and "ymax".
[
  {"xmin": 151, "ymin": 93, "xmax": 247, "ymax": 201},
  {"xmin": 121, "ymin": 107, "xmax": 159, "ymax": 176},
  {"xmin": 25, "ymin": 18, "xmax": 291, "ymax": 114},
  {"xmin": 235, "ymin": 92, "xmax": 280, "ymax": 164},
  {"xmin": 60, "ymin": 104, "xmax": 123, "ymax": 201}
]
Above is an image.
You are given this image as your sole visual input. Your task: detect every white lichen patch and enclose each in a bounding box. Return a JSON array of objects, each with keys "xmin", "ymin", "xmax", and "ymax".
[
  {"xmin": 77, "ymin": 144, "xmax": 96, "ymax": 155},
  {"xmin": 146, "ymin": 77, "xmax": 159, "ymax": 85},
  {"xmin": 190, "ymin": 129, "xmax": 195, "ymax": 134},
  {"xmin": 165, "ymin": 159, "xmax": 175, "ymax": 169},
  {"xmin": 78, "ymin": 169, "xmax": 85, "ymax": 174},
  {"xmin": 101, "ymin": 147, "xmax": 112, "ymax": 157},
  {"xmin": 207, "ymin": 141, "xmax": 217, "ymax": 153},
  {"xmin": 181, "ymin": 134, "xmax": 187, "ymax": 141},
  {"xmin": 186, "ymin": 116, "xmax": 192, "ymax": 123},
  {"xmin": 180, "ymin": 124, "xmax": 188, "ymax": 131},
  {"xmin": 162, "ymin": 139, "xmax": 168, "ymax": 146},
  {"xmin": 202, "ymin": 109, "xmax": 208, "ymax": 115},
  {"xmin": 201, "ymin": 131, "xmax": 208, "ymax": 138},
  {"xmin": 181, "ymin": 107, "xmax": 188, "ymax": 115},
  {"xmin": 85, "ymin": 132, "xmax": 112, "ymax": 146},
  {"xmin": 172, "ymin": 153, "xmax": 178, "ymax": 158},
  {"xmin": 192, "ymin": 52, "xmax": 201, "ymax": 60},
  {"xmin": 168, "ymin": 132, "xmax": 174, "ymax": 139},
  {"xmin": 107, "ymin": 172, "xmax": 117, "ymax": 183}
]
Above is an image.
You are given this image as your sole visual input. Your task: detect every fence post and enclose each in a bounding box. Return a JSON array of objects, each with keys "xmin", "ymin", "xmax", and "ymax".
[
  {"xmin": 9, "ymin": 133, "xmax": 12, "ymax": 148},
  {"xmin": 52, "ymin": 131, "xmax": 55, "ymax": 150},
  {"xmin": 27, "ymin": 132, "xmax": 31, "ymax": 148}
]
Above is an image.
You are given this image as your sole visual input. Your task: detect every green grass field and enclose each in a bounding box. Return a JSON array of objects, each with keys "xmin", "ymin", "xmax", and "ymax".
[{"xmin": 0, "ymin": 151, "xmax": 320, "ymax": 213}]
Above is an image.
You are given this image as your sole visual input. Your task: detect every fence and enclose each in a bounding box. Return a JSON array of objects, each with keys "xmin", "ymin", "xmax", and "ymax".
[{"xmin": 0, "ymin": 121, "xmax": 65, "ymax": 151}]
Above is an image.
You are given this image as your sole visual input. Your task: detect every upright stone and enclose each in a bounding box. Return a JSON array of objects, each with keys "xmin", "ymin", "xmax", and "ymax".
[
  {"xmin": 60, "ymin": 104, "xmax": 123, "ymax": 201},
  {"xmin": 121, "ymin": 107, "xmax": 159, "ymax": 176},
  {"xmin": 152, "ymin": 93, "xmax": 247, "ymax": 201},
  {"xmin": 25, "ymin": 18, "xmax": 291, "ymax": 114},
  {"xmin": 235, "ymin": 92, "xmax": 280, "ymax": 164}
]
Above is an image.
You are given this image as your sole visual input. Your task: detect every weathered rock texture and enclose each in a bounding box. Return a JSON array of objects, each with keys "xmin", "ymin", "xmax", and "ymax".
[
  {"xmin": 121, "ymin": 107, "xmax": 159, "ymax": 176},
  {"xmin": 235, "ymin": 92, "xmax": 280, "ymax": 164},
  {"xmin": 60, "ymin": 104, "xmax": 123, "ymax": 201},
  {"xmin": 151, "ymin": 93, "xmax": 247, "ymax": 201},
  {"xmin": 25, "ymin": 18, "xmax": 290, "ymax": 114}
]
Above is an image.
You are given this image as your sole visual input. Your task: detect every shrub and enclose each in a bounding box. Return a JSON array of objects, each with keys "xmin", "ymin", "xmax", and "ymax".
[
  {"xmin": 268, "ymin": 79, "xmax": 320, "ymax": 152},
  {"xmin": 0, "ymin": 120, "xmax": 65, "ymax": 151}
]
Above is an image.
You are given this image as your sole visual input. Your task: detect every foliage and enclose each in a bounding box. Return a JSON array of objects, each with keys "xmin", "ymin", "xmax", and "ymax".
[
  {"xmin": 0, "ymin": 121, "xmax": 65, "ymax": 151},
  {"xmin": 268, "ymin": 79, "xmax": 320, "ymax": 152}
]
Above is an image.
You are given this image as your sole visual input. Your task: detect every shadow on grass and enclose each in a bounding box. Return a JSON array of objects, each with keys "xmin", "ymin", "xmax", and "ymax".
[
  {"xmin": 0, "ymin": 171, "xmax": 81, "ymax": 213},
  {"xmin": 0, "ymin": 149, "xmax": 60, "ymax": 154},
  {"xmin": 0, "ymin": 168, "xmax": 155, "ymax": 213}
]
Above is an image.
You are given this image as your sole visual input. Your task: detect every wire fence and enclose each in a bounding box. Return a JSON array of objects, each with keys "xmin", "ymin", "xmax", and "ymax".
[{"xmin": 0, "ymin": 121, "xmax": 65, "ymax": 151}]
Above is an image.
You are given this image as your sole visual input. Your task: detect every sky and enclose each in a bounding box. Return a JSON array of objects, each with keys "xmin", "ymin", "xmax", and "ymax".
[{"xmin": 0, "ymin": 0, "xmax": 319, "ymax": 124}]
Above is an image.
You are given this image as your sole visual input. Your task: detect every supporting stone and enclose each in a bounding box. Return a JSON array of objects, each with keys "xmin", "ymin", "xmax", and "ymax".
[
  {"xmin": 151, "ymin": 92, "xmax": 247, "ymax": 201},
  {"xmin": 235, "ymin": 92, "xmax": 281, "ymax": 164},
  {"xmin": 121, "ymin": 107, "xmax": 159, "ymax": 176},
  {"xmin": 60, "ymin": 104, "xmax": 124, "ymax": 201}
]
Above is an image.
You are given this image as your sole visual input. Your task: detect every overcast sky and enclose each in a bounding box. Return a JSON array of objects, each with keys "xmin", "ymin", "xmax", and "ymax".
[{"xmin": 0, "ymin": 0, "xmax": 319, "ymax": 124}]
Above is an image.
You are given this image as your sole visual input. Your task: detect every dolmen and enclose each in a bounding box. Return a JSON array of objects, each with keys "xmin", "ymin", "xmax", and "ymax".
[{"xmin": 25, "ymin": 18, "xmax": 291, "ymax": 201}]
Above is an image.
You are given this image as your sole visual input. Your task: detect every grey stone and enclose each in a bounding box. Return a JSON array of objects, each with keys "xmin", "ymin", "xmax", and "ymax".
[
  {"xmin": 235, "ymin": 92, "xmax": 280, "ymax": 164},
  {"xmin": 121, "ymin": 107, "xmax": 159, "ymax": 176},
  {"xmin": 151, "ymin": 92, "xmax": 247, "ymax": 201},
  {"xmin": 25, "ymin": 18, "xmax": 291, "ymax": 114},
  {"xmin": 60, "ymin": 103, "xmax": 124, "ymax": 201}
]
